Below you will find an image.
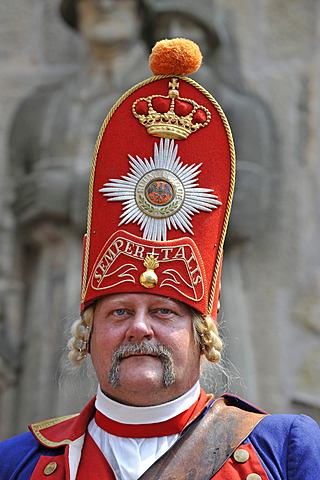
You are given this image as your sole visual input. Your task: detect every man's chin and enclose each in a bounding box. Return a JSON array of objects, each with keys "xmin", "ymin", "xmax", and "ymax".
[{"xmin": 114, "ymin": 366, "xmax": 168, "ymax": 391}]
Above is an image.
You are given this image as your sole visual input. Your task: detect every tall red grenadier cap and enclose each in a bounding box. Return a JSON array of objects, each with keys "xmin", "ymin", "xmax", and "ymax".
[{"xmin": 80, "ymin": 39, "xmax": 235, "ymax": 319}]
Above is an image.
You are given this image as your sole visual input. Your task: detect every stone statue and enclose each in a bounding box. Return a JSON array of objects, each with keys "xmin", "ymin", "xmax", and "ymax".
[
  {"xmin": 9, "ymin": 0, "xmax": 149, "ymax": 433},
  {"xmin": 8, "ymin": 0, "xmax": 275, "ymax": 435},
  {"xmin": 142, "ymin": 0, "xmax": 276, "ymax": 399}
]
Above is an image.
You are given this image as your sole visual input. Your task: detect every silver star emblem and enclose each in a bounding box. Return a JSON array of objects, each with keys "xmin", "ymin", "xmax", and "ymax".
[{"xmin": 99, "ymin": 138, "xmax": 221, "ymax": 241}]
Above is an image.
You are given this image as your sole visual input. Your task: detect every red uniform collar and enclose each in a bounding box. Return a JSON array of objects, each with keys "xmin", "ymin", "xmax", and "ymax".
[
  {"xmin": 94, "ymin": 388, "xmax": 210, "ymax": 438},
  {"xmin": 29, "ymin": 390, "xmax": 213, "ymax": 447},
  {"xmin": 29, "ymin": 397, "xmax": 96, "ymax": 447}
]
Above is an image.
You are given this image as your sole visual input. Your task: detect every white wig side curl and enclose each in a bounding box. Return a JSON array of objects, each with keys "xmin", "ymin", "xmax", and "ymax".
[{"xmin": 67, "ymin": 305, "xmax": 94, "ymax": 365}]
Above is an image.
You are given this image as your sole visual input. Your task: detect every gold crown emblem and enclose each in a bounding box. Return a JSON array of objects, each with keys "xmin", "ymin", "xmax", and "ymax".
[{"xmin": 132, "ymin": 79, "xmax": 211, "ymax": 140}]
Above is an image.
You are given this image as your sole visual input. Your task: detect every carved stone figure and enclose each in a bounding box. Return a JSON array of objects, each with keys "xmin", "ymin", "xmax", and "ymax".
[
  {"xmin": 143, "ymin": 0, "xmax": 276, "ymax": 398},
  {"xmin": 9, "ymin": 0, "xmax": 149, "ymax": 433},
  {"xmin": 8, "ymin": 0, "xmax": 275, "ymax": 435}
]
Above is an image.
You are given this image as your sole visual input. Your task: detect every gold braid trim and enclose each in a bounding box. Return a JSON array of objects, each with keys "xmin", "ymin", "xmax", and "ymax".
[
  {"xmin": 81, "ymin": 75, "xmax": 236, "ymax": 312},
  {"xmin": 30, "ymin": 414, "xmax": 79, "ymax": 447}
]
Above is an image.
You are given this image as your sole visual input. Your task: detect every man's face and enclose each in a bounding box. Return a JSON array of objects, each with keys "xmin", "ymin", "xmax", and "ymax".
[
  {"xmin": 77, "ymin": 0, "xmax": 139, "ymax": 47},
  {"xmin": 90, "ymin": 293, "xmax": 202, "ymax": 406}
]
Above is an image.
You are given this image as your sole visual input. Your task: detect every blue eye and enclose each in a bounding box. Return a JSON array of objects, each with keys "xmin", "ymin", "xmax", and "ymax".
[
  {"xmin": 159, "ymin": 308, "xmax": 171, "ymax": 315},
  {"xmin": 114, "ymin": 309, "xmax": 126, "ymax": 316}
]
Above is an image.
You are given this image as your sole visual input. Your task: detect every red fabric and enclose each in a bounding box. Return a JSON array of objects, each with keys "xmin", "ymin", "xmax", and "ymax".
[
  {"xmin": 81, "ymin": 76, "xmax": 233, "ymax": 316},
  {"xmin": 213, "ymin": 443, "xmax": 270, "ymax": 480},
  {"xmin": 174, "ymin": 99, "xmax": 193, "ymax": 116},
  {"xmin": 95, "ymin": 388, "xmax": 209, "ymax": 438},
  {"xmin": 30, "ymin": 454, "xmax": 67, "ymax": 480},
  {"xmin": 76, "ymin": 433, "xmax": 116, "ymax": 480},
  {"xmin": 29, "ymin": 391, "xmax": 212, "ymax": 445},
  {"xmin": 85, "ymin": 231, "xmax": 207, "ymax": 312},
  {"xmin": 29, "ymin": 397, "xmax": 96, "ymax": 446},
  {"xmin": 152, "ymin": 97, "xmax": 171, "ymax": 113}
]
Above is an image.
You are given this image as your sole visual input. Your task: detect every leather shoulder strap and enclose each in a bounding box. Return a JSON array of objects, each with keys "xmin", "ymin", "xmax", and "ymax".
[{"xmin": 138, "ymin": 397, "xmax": 267, "ymax": 480}]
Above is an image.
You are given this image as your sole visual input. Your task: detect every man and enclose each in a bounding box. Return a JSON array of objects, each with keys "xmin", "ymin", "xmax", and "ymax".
[{"xmin": 1, "ymin": 38, "xmax": 319, "ymax": 480}]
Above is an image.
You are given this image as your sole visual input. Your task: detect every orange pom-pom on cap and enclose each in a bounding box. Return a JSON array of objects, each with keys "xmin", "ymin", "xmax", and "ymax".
[{"xmin": 149, "ymin": 38, "xmax": 202, "ymax": 76}]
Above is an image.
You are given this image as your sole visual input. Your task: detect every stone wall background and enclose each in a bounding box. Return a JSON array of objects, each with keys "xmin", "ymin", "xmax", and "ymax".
[{"xmin": 0, "ymin": 0, "xmax": 320, "ymax": 439}]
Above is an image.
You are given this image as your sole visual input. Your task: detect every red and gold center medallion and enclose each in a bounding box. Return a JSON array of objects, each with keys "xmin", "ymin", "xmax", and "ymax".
[
  {"xmin": 146, "ymin": 180, "xmax": 174, "ymax": 205},
  {"xmin": 135, "ymin": 168, "xmax": 184, "ymax": 220}
]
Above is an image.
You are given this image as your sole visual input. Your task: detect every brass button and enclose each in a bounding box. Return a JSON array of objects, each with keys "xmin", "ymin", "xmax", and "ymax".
[
  {"xmin": 247, "ymin": 474, "xmax": 262, "ymax": 480},
  {"xmin": 44, "ymin": 462, "xmax": 58, "ymax": 475},
  {"xmin": 233, "ymin": 448, "xmax": 250, "ymax": 463}
]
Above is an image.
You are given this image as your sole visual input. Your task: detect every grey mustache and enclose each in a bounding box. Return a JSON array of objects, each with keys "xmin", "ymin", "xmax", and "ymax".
[
  {"xmin": 113, "ymin": 342, "xmax": 172, "ymax": 360},
  {"xmin": 109, "ymin": 342, "xmax": 175, "ymax": 388}
]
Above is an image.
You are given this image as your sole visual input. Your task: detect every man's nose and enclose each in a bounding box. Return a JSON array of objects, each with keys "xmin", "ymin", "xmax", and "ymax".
[{"xmin": 125, "ymin": 312, "xmax": 154, "ymax": 342}]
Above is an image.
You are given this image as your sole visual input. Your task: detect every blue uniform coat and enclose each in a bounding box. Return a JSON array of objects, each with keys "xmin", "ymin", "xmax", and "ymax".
[{"xmin": 1, "ymin": 395, "xmax": 319, "ymax": 480}]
